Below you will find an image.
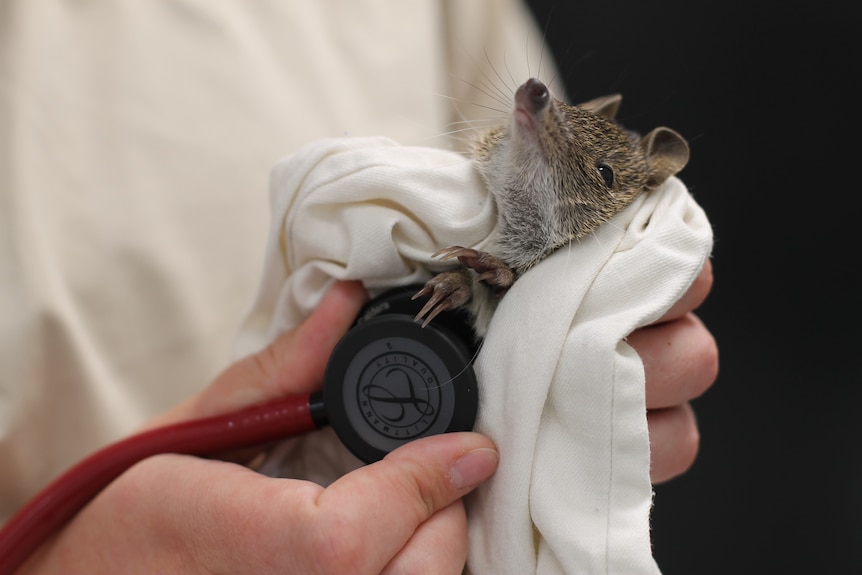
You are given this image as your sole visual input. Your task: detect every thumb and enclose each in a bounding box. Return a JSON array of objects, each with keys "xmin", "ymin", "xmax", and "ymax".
[
  {"xmin": 309, "ymin": 432, "xmax": 499, "ymax": 574},
  {"xmin": 150, "ymin": 280, "xmax": 368, "ymax": 427}
]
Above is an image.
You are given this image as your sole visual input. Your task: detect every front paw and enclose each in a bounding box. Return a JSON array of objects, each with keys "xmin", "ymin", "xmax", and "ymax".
[
  {"xmin": 411, "ymin": 268, "xmax": 472, "ymax": 327},
  {"xmin": 433, "ymin": 246, "xmax": 514, "ymax": 293}
]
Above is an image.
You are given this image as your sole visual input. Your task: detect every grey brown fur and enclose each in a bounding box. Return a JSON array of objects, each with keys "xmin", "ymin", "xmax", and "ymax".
[{"xmin": 414, "ymin": 78, "xmax": 689, "ymax": 335}]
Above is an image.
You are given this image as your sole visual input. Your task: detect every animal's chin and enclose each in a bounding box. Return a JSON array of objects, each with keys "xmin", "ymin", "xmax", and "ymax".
[
  {"xmin": 514, "ymin": 107, "xmax": 535, "ymax": 131},
  {"xmin": 511, "ymin": 116, "xmax": 547, "ymax": 160}
]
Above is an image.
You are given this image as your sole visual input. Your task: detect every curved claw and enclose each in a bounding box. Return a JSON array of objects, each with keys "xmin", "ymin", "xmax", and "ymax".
[
  {"xmin": 411, "ymin": 269, "xmax": 473, "ymax": 327},
  {"xmin": 476, "ymin": 265, "xmax": 515, "ymax": 290},
  {"xmin": 414, "ymin": 287, "xmax": 448, "ymax": 321},
  {"xmin": 411, "ymin": 284, "xmax": 434, "ymax": 301},
  {"xmin": 416, "ymin": 298, "xmax": 453, "ymax": 328},
  {"xmin": 432, "ymin": 246, "xmax": 478, "ymax": 261}
]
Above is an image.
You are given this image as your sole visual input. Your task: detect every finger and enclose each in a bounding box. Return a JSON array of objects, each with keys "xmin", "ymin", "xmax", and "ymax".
[
  {"xmin": 306, "ymin": 432, "xmax": 498, "ymax": 574},
  {"xmin": 258, "ymin": 279, "xmax": 370, "ymax": 397},
  {"xmin": 628, "ymin": 313, "xmax": 719, "ymax": 409},
  {"xmin": 152, "ymin": 280, "xmax": 368, "ymax": 426},
  {"xmin": 655, "ymin": 259, "xmax": 713, "ymax": 324},
  {"xmin": 381, "ymin": 501, "xmax": 468, "ymax": 575},
  {"xmin": 647, "ymin": 403, "xmax": 699, "ymax": 483}
]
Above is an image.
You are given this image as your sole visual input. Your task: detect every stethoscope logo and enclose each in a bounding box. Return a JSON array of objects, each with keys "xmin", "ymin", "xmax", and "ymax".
[{"xmin": 357, "ymin": 349, "xmax": 442, "ymax": 439}]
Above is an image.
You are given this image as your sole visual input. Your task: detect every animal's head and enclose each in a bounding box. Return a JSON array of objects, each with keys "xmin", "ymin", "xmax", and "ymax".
[{"xmin": 474, "ymin": 78, "xmax": 689, "ymax": 258}]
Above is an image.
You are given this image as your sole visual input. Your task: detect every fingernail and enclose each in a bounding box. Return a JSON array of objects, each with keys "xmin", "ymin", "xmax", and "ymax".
[{"xmin": 449, "ymin": 448, "xmax": 499, "ymax": 490}]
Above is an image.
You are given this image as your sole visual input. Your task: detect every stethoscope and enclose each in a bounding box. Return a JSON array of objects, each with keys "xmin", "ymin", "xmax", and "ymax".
[{"xmin": 0, "ymin": 285, "xmax": 480, "ymax": 574}]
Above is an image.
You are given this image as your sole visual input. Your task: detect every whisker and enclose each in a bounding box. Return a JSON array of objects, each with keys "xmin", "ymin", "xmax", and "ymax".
[
  {"xmin": 484, "ymin": 48, "xmax": 517, "ymax": 97},
  {"xmin": 427, "ymin": 339, "xmax": 484, "ymax": 391},
  {"xmin": 445, "ymin": 118, "xmax": 505, "ymax": 128},
  {"xmin": 559, "ymin": 49, "xmax": 595, "ymax": 101},
  {"xmin": 461, "ymin": 78, "xmax": 511, "ymax": 110},
  {"xmin": 536, "ymin": 3, "xmax": 558, "ymax": 85},
  {"xmin": 453, "ymin": 39, "xmax": 514, "ymax": 108},
  {"xmin": 502, "ymin": 50, "xmax": 519, "ymax": 91},
  {"xmin": 435, "ymin": 89, "xmax": 508, "ymax": 116},
  {"xmin": 462, "ymin": 99, "xmax": 509, "ymax": 116},
  {"xmin": 439, "ymin": 126, "xmax": 490, "ymax": 138},
  {"xmin": 477, "ymin": 70, "xmax": 512, "ymax": 107},
  {"xmin": 546, "ymin": 70, "xmax": 561, "ymax": 98}
]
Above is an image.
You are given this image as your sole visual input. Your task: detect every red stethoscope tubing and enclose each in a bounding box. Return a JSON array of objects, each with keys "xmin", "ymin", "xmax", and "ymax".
[{"xmin": 0, "ymin": 393, "xmax": 318, "ymax": 574}]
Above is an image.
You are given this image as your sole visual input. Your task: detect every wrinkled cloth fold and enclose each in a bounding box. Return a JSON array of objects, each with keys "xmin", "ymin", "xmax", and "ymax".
[{"xmin": 235, "ymin": 136, "xmax": 713, "ymax": 574}]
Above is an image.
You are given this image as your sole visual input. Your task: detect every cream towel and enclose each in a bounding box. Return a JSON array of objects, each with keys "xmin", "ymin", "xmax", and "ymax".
[{"xmin": 235, "ymin": 136, "xmax": 713, "ymax": 573}]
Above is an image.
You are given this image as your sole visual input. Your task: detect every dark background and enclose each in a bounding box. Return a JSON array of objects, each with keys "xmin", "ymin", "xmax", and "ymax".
[{"xmin": 523, "ymin": 1, "xmax": 860, "ymax": 572}]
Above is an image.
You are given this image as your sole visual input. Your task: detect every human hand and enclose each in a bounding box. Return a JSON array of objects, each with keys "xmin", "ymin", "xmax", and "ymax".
[
  {"xmin": 20, "ymin": 281, "xmax": 499, "ymax": 574},
  {"xmin": 628, "ymin": 259, "xmax": 719, "ymax": 483}
]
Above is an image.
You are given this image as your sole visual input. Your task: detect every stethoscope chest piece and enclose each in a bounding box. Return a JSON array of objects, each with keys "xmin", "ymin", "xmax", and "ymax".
[{"xmin": 323, "ymin": 285, "xmax": 480, "ymax": 463}]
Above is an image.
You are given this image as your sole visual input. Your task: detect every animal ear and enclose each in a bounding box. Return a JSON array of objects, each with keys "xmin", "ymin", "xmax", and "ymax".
[
  {"xmin": 577, "ymin": 94, "xmax": 622, "ymax": 120},
  {"xmin": 641, "ymin": 127, "xmax": 690, "ymax": 187}
]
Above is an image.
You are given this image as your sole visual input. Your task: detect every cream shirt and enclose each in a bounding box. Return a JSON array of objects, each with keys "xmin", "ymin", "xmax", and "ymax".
[{"xmin": 0, "ymin": 0, "xmax": 552, "ymax": 521}]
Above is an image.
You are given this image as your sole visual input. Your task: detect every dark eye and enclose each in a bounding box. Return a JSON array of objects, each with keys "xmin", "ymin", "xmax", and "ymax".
[{"xmin": 596, "ymin": 161, "xmax": 614, "ymax": 187}]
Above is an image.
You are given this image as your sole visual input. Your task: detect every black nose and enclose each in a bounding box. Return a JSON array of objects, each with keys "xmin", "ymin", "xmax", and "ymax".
[{"xmin": 516, "ymin": 78, "xmax": 549, "ymax": 112}]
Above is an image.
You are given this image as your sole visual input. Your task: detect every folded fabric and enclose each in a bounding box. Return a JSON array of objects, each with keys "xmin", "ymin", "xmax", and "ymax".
[
  {"xmin": 234, "ymin": 136, "xmax": 713, "ymax": 573},
  {"xmin": 465, "ymin": 169, "xmax": 711, "ymax": 574}
]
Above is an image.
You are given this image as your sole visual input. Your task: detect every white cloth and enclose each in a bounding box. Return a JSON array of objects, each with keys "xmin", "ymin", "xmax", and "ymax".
[
  {"xmin": 236, "ymin": 136, "xmax": 713, "ymax": 573},
  {"xmin": 465, "ymin": 172, "xmax": 712, "ymax": 574}
]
